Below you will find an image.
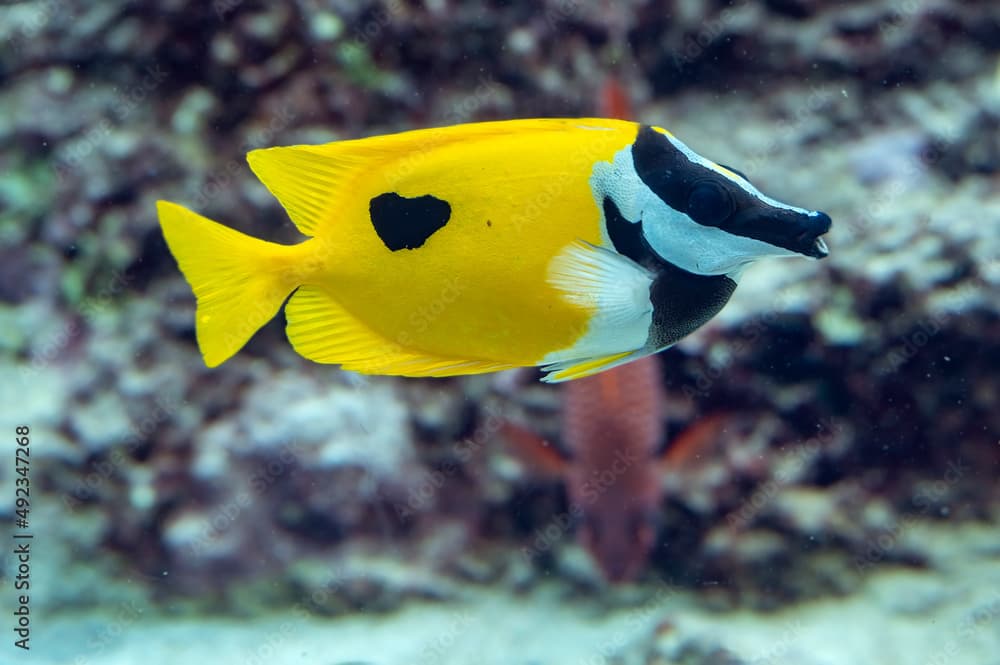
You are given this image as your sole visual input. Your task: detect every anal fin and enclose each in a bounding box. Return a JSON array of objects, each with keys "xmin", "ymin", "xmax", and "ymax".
[
  {"xmin": 540, "ymin": 350, "xmax": 645, "ymax": 383},
  {"xmin": 286, "ymin": 285, "xmax": 515, "ymax": 377}
]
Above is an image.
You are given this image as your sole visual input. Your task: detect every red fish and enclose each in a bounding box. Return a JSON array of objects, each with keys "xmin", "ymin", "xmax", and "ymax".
[
  {"xmin": 499, "ymin": 356, "xmax": 667, "ymax": 583},
  {"xmin": 498, "ymin": 76, "xmax": 669, "ymax": 583},
  {"xmin": 600, "ymin": 75, "xmax": 633, "ymax": 123},
  {"xmin": 563, "ymin": 355, "xmax": 667, "ymax": 581}
]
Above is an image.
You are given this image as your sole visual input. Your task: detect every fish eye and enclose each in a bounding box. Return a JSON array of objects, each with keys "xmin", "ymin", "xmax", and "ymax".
[{"xmin": 687, "ymin": 181, "xmax": 734, "ymax": 226}]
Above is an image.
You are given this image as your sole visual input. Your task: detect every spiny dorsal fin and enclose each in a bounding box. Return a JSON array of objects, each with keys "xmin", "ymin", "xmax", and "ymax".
[
  {"xmin": 247, "ymin": 119, "xmax": 637, "ymax": 237},
  {"xmin": 247, "ymin": 145, "xmax": 358, "ymax": 237}
]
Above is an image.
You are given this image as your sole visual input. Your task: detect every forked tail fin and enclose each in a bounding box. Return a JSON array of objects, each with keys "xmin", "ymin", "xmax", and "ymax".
[{"xmin": 156, "ymin": 200, "xmax": 307, "ymax": 367}]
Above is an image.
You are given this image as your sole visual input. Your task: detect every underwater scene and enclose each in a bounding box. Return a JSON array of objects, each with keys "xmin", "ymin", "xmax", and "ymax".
[{"xmin": 2, "ymin": 1, "xmax": 999, "ymax": 663}]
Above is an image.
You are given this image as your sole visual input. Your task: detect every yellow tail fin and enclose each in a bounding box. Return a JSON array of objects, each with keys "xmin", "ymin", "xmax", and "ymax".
[{"xmin": 156, "ymin": 200, "xmax": 305, "ymax": 367}]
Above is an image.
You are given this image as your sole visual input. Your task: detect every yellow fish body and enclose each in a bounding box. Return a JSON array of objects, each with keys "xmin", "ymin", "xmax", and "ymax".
[{"xmin": 157, "ymin": 118, "xmax": 830, "ymax": 382}]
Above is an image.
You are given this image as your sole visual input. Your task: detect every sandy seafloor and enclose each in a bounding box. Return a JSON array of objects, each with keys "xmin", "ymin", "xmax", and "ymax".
[{"xmin": 22, "ymin": 521, "xmax": 1000, "ymax": 665}]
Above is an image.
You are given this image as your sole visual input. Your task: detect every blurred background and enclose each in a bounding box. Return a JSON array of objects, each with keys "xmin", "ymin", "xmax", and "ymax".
[{"xmin": 1, "ymin": 1, "xmax": 998, "ymax": 663}]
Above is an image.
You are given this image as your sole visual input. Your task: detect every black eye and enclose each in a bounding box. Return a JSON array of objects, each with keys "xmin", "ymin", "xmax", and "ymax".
[{"xmin": 687, "ymin": 181, "xmax": 734, "ymax": 226}]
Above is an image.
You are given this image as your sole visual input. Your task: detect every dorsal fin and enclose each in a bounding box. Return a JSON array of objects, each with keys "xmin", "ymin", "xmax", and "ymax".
[
  {"xmin": 246, "ymin": 118, "xmax": 638, "ymax": 237},
  {"xmin": 247, "ymin": 145, "xmax": 358, "ymax": 237}
]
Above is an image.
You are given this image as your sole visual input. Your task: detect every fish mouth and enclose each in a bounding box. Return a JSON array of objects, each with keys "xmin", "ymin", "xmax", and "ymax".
[
  {"xmin": 797, "ymin": 211, "xmax": 831, "ymax": 259},
  {"xmin": 732, "ymin": 208, "xmax": 832, "ymax": 260},
  {"xmin": 805, "ymin": 236, "xmax": 829, "ymax": 259}
]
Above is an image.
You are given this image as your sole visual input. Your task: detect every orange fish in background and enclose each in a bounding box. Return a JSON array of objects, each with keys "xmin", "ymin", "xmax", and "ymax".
[
  {"xmin": 499, "ymin": 354, "xmax": 668, "ymax": 583},
  {"xmin": 562, "ymin": 354, "xmax": 666, "ymax": 582},
  {"xmin": 499, "ymin": 373, "xmax": 744, "ymax": 583},
  {"xmin": 599, "ymin": 74, "xmax": 633, "ymax": 124},
  {"xmin": 497, "ymin": 76, "xmax": 673, "ymax": 583}
]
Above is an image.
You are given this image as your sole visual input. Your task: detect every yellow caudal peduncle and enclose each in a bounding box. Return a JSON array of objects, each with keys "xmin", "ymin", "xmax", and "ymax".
[{"xmin": 156, "ymin": 200, "xmax": 318, "ymax": 367}]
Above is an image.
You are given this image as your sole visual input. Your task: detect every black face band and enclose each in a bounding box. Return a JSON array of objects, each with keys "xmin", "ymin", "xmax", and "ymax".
[{"xmin": 631, "ymin": 126, "xmax": 830, "ymax": 257}]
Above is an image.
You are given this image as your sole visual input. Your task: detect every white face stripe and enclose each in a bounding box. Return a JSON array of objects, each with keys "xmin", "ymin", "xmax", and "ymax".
[
  {"xmin": 661, "ymin": 132, "xmax": 815, "ymax": 217},
  {"xmin": 591, "ymin": 142, "xmax": 800, "ymax": 278},
  {"xmin": 589, "ymin": 145, "xmax": 644, "ymax": 248},
  {"xmin": 638, "ymin": 193, "xmax": 798, "ymax": 276}
]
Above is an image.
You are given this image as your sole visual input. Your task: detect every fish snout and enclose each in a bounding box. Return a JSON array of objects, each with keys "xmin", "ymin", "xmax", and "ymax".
[
  {"xmin": 724, "ymin": 205, "xmax": 832, "ymax": 261},
  {"xmin": 799, "ymin": 210, "xmax": 832, "ymax": 258}
]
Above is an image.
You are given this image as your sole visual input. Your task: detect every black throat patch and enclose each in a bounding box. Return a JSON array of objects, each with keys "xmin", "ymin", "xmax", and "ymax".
[
  {"xmin": 369, "ymin": 192, "xmax": 451, "ymax": 251},
  {"xmin": 603, "ymin": 195, "xmax": 737, "ymax": 349},
  {"xmin": 647, "ymin": 265, "xmax": 736, "ymax": 349}
]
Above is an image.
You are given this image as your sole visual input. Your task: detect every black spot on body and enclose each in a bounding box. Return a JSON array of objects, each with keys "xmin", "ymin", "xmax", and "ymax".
[{"xmin": 369, "ymin": 192, "xmax": 451, "ymax": 251}]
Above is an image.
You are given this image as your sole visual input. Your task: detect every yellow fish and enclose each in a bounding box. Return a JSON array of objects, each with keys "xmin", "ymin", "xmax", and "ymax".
[{"xmin": 157, "ymin": 118, "xmax": 830, "ymax": 382}]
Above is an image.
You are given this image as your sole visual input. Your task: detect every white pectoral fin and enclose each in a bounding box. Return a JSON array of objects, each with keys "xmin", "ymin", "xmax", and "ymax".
[{"xmin": 541, "ymin": 241, "xmax": 655, "ymax": 383}]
